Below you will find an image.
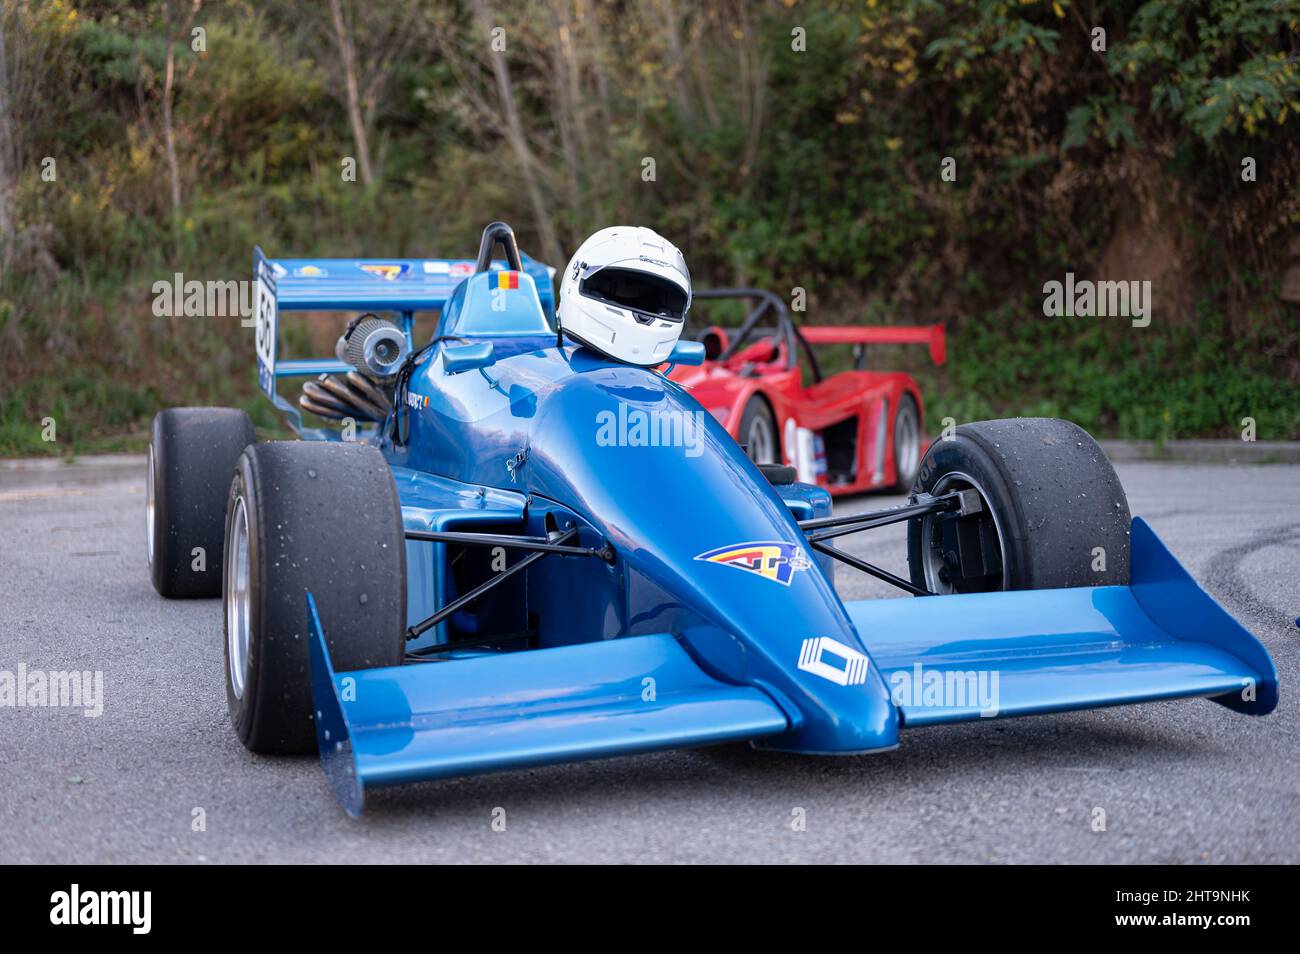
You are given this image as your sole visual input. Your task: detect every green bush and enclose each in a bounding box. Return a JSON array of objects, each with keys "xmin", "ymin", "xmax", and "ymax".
[{"xmin": 1, "ymin": 0, "xmax": 1296, "ymax": 456}]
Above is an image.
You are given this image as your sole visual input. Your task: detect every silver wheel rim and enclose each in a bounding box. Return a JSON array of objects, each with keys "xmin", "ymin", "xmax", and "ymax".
[
  {"xmin": 746, "ymin": 412, "xmax": 776, "ymax": 464},
  {"xmin": 226, "ymin": 494, "xmax": 252, "ymax": 700},
  {"xmin": 895, "ymin": 403, "xmax": 920, "ymax": 482},
  {"xmin": 145, "ymin": 444, "xmax": 156, "ymax": 566},
  {"xmin": 919, "ymin": 471, "xmax": 1008, "ymax": 594}
]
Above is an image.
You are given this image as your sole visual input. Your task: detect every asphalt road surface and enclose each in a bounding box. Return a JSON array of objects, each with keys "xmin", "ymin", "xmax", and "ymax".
[{"xmin": 1, "ymin": 456, "xmax": 1296, "ymax": 863}]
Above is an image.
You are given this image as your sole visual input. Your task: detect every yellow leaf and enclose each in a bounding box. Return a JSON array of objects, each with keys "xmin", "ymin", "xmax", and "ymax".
[{"xmin": 1053, "ymin": 1, "xmax": 1065, "ymax": 17}]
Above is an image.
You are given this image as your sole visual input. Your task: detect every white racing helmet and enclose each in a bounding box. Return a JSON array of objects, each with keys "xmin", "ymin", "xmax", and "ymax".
[{"xmin": 558, "ymin": 226, "xmax": 691, "ymax": 366}]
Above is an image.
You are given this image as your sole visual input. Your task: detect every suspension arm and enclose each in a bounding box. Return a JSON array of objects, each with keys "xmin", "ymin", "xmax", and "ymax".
[
  {"xmin": 404, "ymin": 528, "xmax": 614, "ymax": 561},
  {"xmin": 809, "ymin": 540, "xmax": 932, "ymax": 597},
  {"xmin": 799, "ymin": 489, "xmax": 983, "ymax": 544},
  {"xmin": 404, "ymin": 526, "xmax": 611, "ymax": 642},
  {"xmin": 799, "ymin": 490, "xmax": 984, "ymax": 596}
]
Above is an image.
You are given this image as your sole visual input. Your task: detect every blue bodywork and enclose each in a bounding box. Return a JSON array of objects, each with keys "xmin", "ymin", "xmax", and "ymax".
[{"xmin": 256, "ymin": 248, "xmax": 1277, "ymax": 816}]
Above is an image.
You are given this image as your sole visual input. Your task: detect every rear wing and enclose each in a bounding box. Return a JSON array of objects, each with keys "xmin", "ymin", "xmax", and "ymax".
[
  {"xmin": 690, "ymin": 289, "xmax": 947, "ymax": 370},
  {"xmin": 252, "ymin": 246, "xmax": 555, "ymax": 404},
  {"xmin": 799, "ymin": 324, "xmax": 947, "ymax": 366}
]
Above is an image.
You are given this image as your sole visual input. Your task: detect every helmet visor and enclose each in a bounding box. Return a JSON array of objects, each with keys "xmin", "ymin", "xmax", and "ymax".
[{"xmin": 580, "ymin": 267, "xmax": 688, "ymax": 323}]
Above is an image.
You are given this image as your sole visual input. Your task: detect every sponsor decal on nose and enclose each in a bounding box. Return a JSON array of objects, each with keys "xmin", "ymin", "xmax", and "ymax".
[{"xmin": 695, "ymin": 541, "xmax": 812, "ymax": 586}]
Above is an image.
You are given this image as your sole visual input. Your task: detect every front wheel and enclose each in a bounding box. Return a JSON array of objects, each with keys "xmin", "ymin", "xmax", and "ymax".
[
  {"xmin": 906, "ymin": 418, "xmax": 1130, "ymax": 594},
  {"xmin": 224, "ymin": 441, "xmax": 407, "ymax": 754}
]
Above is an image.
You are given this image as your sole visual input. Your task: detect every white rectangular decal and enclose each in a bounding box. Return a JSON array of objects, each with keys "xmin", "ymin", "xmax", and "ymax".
[{"xmin": 798, "ymin": 637, "xmax": 870, "ymax": 686}]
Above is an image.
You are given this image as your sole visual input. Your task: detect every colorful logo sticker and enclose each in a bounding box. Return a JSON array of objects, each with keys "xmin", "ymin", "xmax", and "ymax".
[
  {"xmin": 798, "ymin": 637, "xmax": 870, "ymax": 686},
  {"xmin": 360, "ymin": 263, "xmax": 409, "ymax": 281},
  {"xmin": 694, "ymin": 541, "xmax": 812, "ymax": 586},
  {"xmin": 496, "ymin": 270, "xmax": 519, "ymax": 289},
  {"xmin": 450, "ymin": 262, "xmax": 475, "ymax": 277},
  {"xmin": 293, "ymin": 265, "xmax": 327, "ymax": 277}
]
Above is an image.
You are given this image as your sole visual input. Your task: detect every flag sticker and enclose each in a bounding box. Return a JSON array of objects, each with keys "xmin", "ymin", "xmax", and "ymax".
[{"xmin": 496, "ymin": 270, "xmax": 519, "ymax": 289}]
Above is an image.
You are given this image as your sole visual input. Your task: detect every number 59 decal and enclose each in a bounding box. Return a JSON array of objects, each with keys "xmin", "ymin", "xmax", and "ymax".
[{"xmin": 253, "ymin": 250, "xmax": 278, "ymax": 398}]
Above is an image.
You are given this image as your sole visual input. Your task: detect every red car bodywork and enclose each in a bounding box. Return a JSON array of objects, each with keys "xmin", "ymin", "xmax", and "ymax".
[{"xmin": 669, "ymin": 291, "xmax": 946, "ymax": 496}]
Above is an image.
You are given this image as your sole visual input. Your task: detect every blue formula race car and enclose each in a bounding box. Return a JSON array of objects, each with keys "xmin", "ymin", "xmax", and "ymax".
[{"xmin": 145, "ymin": 222, "xmax": 1277, "ymax": 816}]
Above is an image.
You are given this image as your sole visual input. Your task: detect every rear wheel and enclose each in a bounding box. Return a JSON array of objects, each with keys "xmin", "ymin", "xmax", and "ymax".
[
  {"xmin": 906, "ymin": 418, "xmax": 1130, "ymax": 594},
  {"xmin": 224, "ymin": 441, "xmax": 406, "ymax": 754},
  {"xmin": 892, "ymin": 393, "xmax": 921, "ymax": 491},
  {"xmin": 739, "ymin": 396, "xmax": 778, "ymax": 465},
  {"xmin": 147, "ymin": 407, "xmax": 254, "ymax": 598}
]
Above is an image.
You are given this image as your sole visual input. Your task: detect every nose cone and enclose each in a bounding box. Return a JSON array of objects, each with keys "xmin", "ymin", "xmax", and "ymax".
[{"xmin": 528, "ymin": 356, "xmax": 899, "ymax": 753}]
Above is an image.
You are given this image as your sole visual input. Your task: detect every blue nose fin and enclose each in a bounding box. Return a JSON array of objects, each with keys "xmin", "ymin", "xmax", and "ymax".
[
  {"xmin": 844, "ymin": 517, "xmax": 1277, "ymax": 727},
  {"xmin": 307, "ymin": 595, "xmax": 790, "ymax": 817}
]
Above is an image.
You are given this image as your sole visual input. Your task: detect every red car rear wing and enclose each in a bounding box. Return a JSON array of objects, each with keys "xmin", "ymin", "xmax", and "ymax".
[{"xmin": 799, "ymin": 324, "xmax": 946, "ymax": 366}]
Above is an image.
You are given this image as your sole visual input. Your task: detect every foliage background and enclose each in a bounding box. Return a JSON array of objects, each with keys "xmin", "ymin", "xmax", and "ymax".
[{"xmin": 0, "ymin": 0, "xmax": 1297, "ymax": 454}]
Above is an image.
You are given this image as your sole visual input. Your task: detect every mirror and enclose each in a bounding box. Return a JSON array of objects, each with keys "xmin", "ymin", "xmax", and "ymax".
[
  {"xmin": 443, "ymin": 341, "xmax": 496, "ymax": 374},
  {"xmin": 666, "ymin": 340, "xmax": 705, "ymax": 367}
]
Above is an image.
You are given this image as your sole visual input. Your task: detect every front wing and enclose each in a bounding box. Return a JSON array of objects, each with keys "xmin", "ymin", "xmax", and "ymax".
[{"xmin": 308, "ymin": 517, "xmax": 1276, "ymax": 815}]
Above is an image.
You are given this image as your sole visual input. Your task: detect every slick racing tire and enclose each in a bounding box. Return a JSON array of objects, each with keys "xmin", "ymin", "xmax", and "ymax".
[
  {"xmin": 739, "ymin": 396, "xmax": 778, "ymax": 465},
  {"xmin": 148, "ymin": 407, "xmax": 255, "ymax": 598},
  {"xmin": 906, "ymin": 418, "xmax": 1130, "ymax": 594},
  {"xmin": 891, "ymin": 393, "xmax": 922, "ymax": 491},
  {"xmin": 224, "ymin": 441, "xmax": 406, "ymax": 755}
]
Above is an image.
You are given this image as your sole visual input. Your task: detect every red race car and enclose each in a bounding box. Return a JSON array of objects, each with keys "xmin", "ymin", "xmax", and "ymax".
[{"xmin": 669, "ymin": 288, "xmax": 946, "ymax": 495}]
